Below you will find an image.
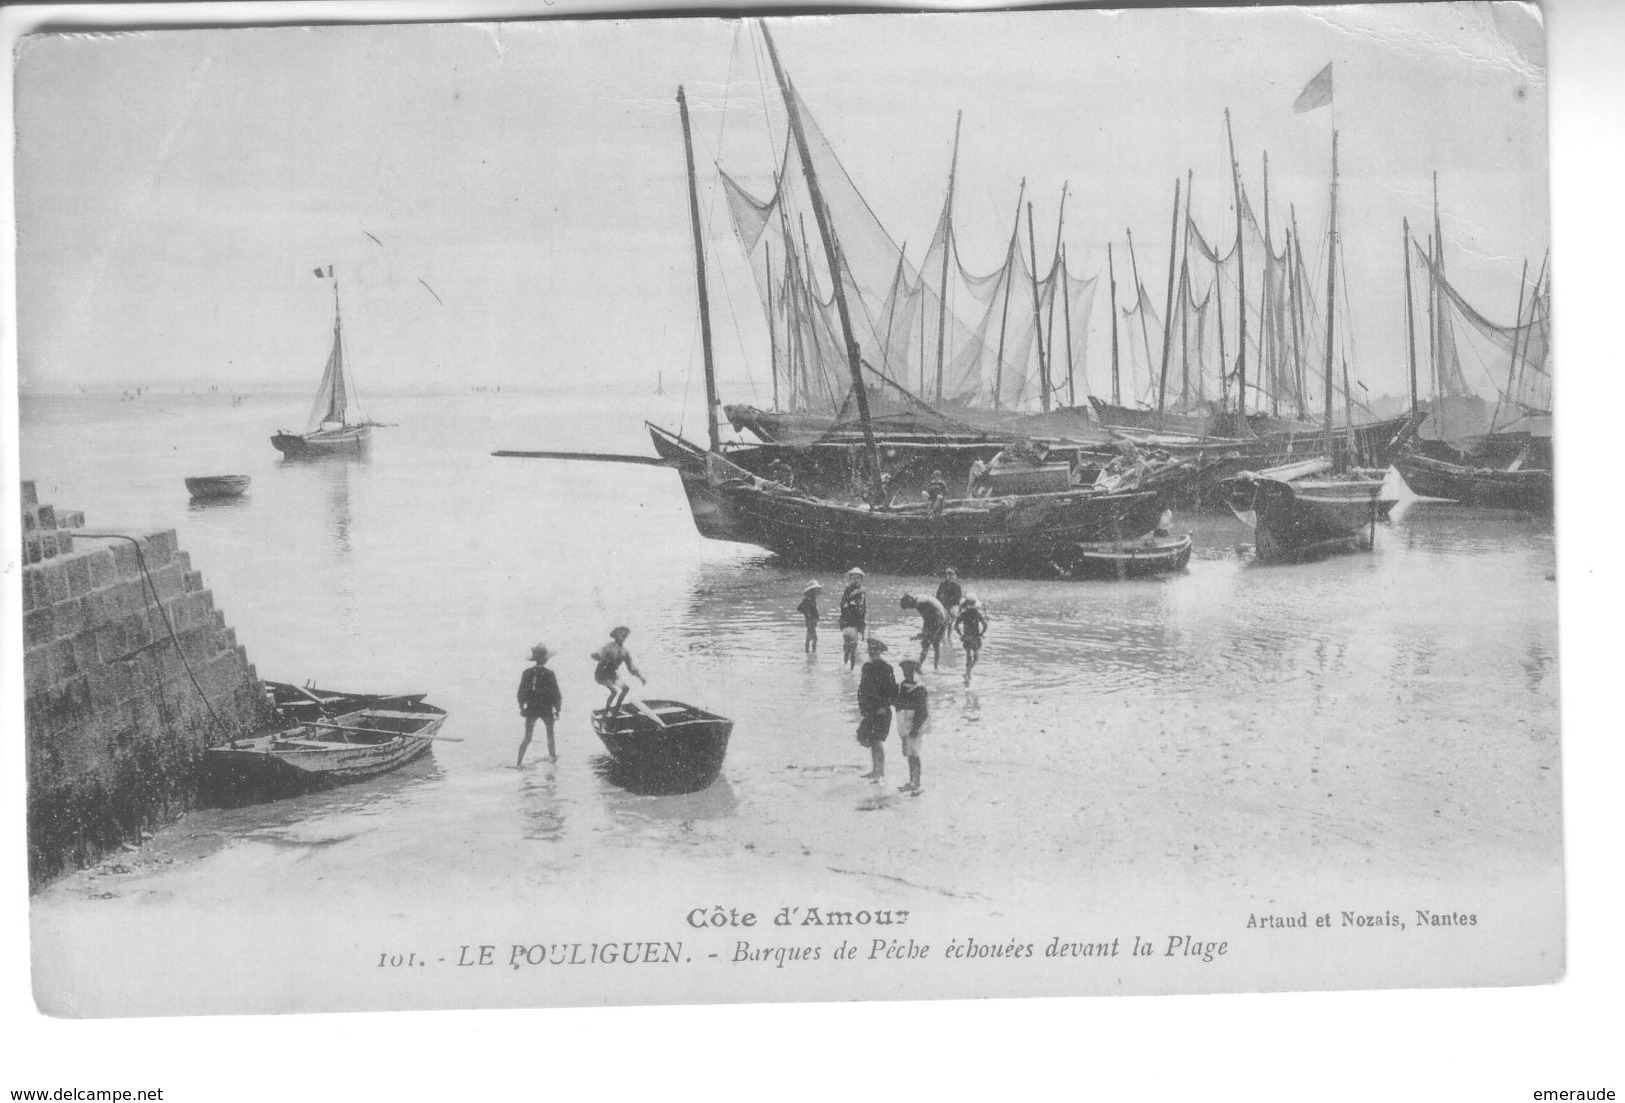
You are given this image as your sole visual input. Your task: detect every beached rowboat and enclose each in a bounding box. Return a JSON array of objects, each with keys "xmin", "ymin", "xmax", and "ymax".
[
  {"xmin": 184, "ymin": 475, "xmax": 251, "ymax": 499},
  {"xmin": 592, "ymin": 700, "xmax": 732, "ymax": 794},
  {"xmin": 1059, "ymin": 532, "xmax": 1193, "ymax": 580}
]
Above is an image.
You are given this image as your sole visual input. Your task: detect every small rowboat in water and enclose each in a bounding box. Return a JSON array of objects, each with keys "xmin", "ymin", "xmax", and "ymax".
[
  {"xmin": 185, "ymin": 475, "xmax": 251, "ymax": 499},
  {"xmin": 203, "ymin": 699, "xmax": 450, "ymax": 806},
  {"xmin": 1058, "ymin": 531, "xmax": 1194, "ymax": 580},
  {"xmin": 592, "ymin": 700, "xmax": 733, "ymax": 794}
]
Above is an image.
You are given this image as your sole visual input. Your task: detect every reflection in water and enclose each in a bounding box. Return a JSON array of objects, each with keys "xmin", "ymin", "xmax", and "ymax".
[
  {"xmin": 187, "ymin": 494, "xmax": 251, "ymax": 513},
  {"xmin": 520, "ymin": 769, "xmax": 566, "ymax": 841},
  {"xmin": 594, "ymin": 765, "xmax": 738, "ymax": 820}
]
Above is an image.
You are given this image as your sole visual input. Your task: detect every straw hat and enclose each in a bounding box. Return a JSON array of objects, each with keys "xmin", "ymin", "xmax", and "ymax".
[
  {"xmin": 866, "ymin": 638, "xmax": 888, "ymax": 654},
  {"xmin": 846, "ymin": 567, "xmax": 865, "ymax": 577},
  {"xmin": 962, "ymin": 594, "xmax": 978, "ymax": 608},
  {"xmin": 529, "ymin": 643, "xmax": 551, "ymax": 660},
  {"xmin": 804, "ymin": 580, "xmax": 823, "ymax": 593},
  {"xmin": 899, "ymin": 659, "xmax": 921, "ymax": 674},
  {"xmin": 610, "ymin": 626, "xmax": 631, "ymax": 641}
]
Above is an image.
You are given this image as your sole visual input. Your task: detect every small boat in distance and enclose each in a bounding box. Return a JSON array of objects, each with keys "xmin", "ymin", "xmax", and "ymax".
[
  {"xmin": 592, "ymin": 700, "xmax": 733, "ymax": 795},
  {"xmin": 1060, "ymin": 530, "xmax": 1193, "ymax": 580},
  {"xmin": 272, "ymin": 268, "xmax": 380, "ymax": 458},
  {"xmin": 184, "ymin": 475, "xmax": 251, "ymax": 500},
  {"xmin": 202, "ymin": 698, "xmax": 451, "ymax": 806}
]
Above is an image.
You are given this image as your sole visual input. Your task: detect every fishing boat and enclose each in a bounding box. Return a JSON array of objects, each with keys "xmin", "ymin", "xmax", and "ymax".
[
  {"xmin": 262, "ymin": 680, "xmax": 428, "ymax": 724},
  {"xmin": 1057, "ymin": 530, "xmax": 1193, "ymax": 580},
  {"xmin": 1220, "ymin": 458, "xmax": 1384, "ymax": 560},
  {"xmin": 271, "ymin": 269, "xmax": 378, "ymax": 458},
  {"xmin": 202, "ymin": 698, "xmax": 450, "ymax": 806},
  {"xmin": 184, "ymin": 475, "xmax": 251, "ymax": 499},
  {"xmin": 592, "ymin": 700, "xmax": 733, "ymax": 794},
  {"xmin": 1392, "ymin": 452, "xmax": 1552, "ymax": 512}
]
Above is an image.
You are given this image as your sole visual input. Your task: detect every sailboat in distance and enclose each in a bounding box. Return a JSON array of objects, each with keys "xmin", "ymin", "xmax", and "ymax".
[{"xmin": 272, "ymin": 266, "xmax": 376, "ymax": 457}]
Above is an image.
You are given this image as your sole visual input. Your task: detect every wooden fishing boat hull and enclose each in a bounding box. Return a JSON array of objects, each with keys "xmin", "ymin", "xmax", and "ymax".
[
  {"xmin": 272, "ymin": 424, "xmax": 371, "ymax": 457},
  {"xmin": 202, "ymin": 702, "xmax": 445, "ymax": 806},
  {"xmin": 592, "ymin": 700, "xmax": 732, "ymax": 794},
  {"xmin": 263, "ymin": 681, "xmax": 428, "ymax": 725},
  {"xmin": 185, "ymin": 475, "xmax": 251, "ymax": 499},
  {"xmin": 1221, "ymin": 473, "xmax": 1384, "ymax": 559},
  {"xmin": 1393, "ymin": 453, "xmax": 1553, "ymax": 512},
  {"xmin": 1056, "ymin": 532, "xmax": 1193, "ymax": 580}
]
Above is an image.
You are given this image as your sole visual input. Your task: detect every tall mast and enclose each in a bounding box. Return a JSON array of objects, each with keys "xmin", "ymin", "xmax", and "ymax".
[
  {"xmin": 934, "ymin": 111, "xmax": 963, "ymax": 404},
  {"xmin": 1061, "ymin": 243, "xmax": 1076, "ymax": 407},
  {"xmin": 1155, "ymin": 176, "xmax": 1182, "ymax": 428},
  {"xmin": 1403, "ymin": 218, "xmax": 1418, "ymax": 418},
  {"xmin": 1214, "ymin": 252, "xmax": 1227, "ymax": 415},
  {"xmin": 1126, "ymin": 227, "xmax": 1154, "ymax": 406},
  {"xmin": 1500, "ymin": 250, "xmax": 1548, "ymax": 433},
  {"xmin": 1225, "ymin": 108, "xmax": 1247, "ymax": 420},
  {"xmin": 1321, "ymin": 129, "xmax": 1339, "ymax": 465},
  {"xmin": 1491, "ymin": 258, "xmax": 1530, "ymax": 434},
  {"xmin": 992, "ymin": 179, "xmax": 1026, "ymax": 410},
  {"xmin": 1426, "ymin": 232, "xmax": 1439, "ymax": 438},
  {"xmin": 766, "ymin": 244, "xmax": 779, "ymax": 412},
  {"xmin": 1026, "ymin": 202, "xmax": 1052, "ymax": 412},
  {"xmin": 1289, "ymin": 204, "xmax": 1308, "ymax": 421},
  {"xmin": 1048, "ymin": 183, "xmax": 1069, "ymax": 375},
  {"xmin": 677, "ymin": 86, "xmax": 720, "ymax": 452},
  {"xmin": 1263, "ymin": 150, "xmax": 1277, "ymax": 418},
  {"xmin": 879, "ymin": 242, "xmax": 907, "ymax": 379},
  {"xmin": 760, "ymin": 23, "xmax": 879, "ymax": 472},
  {"xmin": 1431, "ymin": 173, "xmax": 1447, "ymax": 438},
  {"xmin": 1108, "ymin": 242, "xmax": 1121, "ymax": 405},
  {"xmin": 1178, "ymin": 255, "xmax": 1191, "ymax": 411}
]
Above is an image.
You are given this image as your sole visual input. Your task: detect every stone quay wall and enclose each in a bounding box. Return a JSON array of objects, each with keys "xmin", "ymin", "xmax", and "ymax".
[{"xmin": 21, "ymin": 480, "xmax": 271, "ymax": 890}]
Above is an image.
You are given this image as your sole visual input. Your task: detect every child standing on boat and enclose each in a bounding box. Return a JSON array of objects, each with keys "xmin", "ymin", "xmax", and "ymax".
[
  {"xmin": 894, "ymin": 659, "xmax": 929, "ymax": 795},
  {"xmin": 592, "ymin": 627, "xmax": 645, "ymax": 713},
  {"xmin": 954, "ymin": 595, "xmax": 989, "ymax": 686},
  {"xmin": 856, "ymin": 638, "xmax": 896, "ymax": 783},
  {"xmin": 839, "ymin": 568, "xmax": 867, "ymax": 669},
  {"xmin": 797, "ymin": 581, "xmax": 823, "ymax": 653},
  {"xmin": 516, "ymin": 643, "xmax": 561, "ymax": 766}
]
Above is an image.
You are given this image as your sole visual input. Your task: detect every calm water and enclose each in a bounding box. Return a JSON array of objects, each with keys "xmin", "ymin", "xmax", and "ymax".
[{"xmin": 21, "ymin": 390, "xmax": 1561, "ymax": 910}]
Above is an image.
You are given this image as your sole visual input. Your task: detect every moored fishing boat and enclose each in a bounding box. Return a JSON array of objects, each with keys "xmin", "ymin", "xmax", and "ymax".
[
  {"xmin": 184, "ymin": 475, "xmax": 251, "ymax": 499},
  {"xmin": 1220, "ymin": 458, "xmax": 1384, "ymax": 560},
  {"xmin": 1392, "ymin": 451, "xmax": 1552, "ymax": 512},
  {"xmin": 1058, "ymin": 530, "xmax": 1193, "ymax": 580},
  {"xmin": 272, "ymin": 267, "xmax": 381, "ymax": 458},
  {"xmin": 262, "ymin": 680, "xmax": 428, "ymax": 724},
  {"xmin": 592, "ymin": 700, "xmax": 733, "ymax": 794},
  {"xmin": 202, "ymin": 698, "xmax": 450, "ymax": 806}
]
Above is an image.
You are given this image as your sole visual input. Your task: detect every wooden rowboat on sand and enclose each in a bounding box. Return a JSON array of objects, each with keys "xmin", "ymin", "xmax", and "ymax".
[{"xmin": 592, "ymin": 700, "xmax": 732, "ymax": 795}]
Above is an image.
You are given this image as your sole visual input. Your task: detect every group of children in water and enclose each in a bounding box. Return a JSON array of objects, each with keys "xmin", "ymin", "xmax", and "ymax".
[{"xmin": 798, "ymin": 565, "xmax": 990, "ymax": 795}]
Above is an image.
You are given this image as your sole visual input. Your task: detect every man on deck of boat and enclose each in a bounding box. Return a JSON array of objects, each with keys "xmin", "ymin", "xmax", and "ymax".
[{"xmin": 516, "ymin": 643, "xmax": 561, "ymax": 766}]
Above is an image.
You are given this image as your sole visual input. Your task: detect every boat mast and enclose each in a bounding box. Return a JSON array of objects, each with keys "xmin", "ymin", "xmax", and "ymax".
[
  {"xmin": 1126, "ymin": 227, "xmax": 1154, "ymax": 407},
  {"xmin": 934, "ymin": 112, "xmax": 962, "ymax": 404},
  {"xmin": 1491, "ymin": 258, "xmax": 1530, "ymax": 434},
  {"xmin": 1322, "ymin": 129, "xmax": 1339, "ymax": 466},
  {"xmin": 1026, "ymin": 203, "xmax": 1052, "ymax": 412},
  {"xmin": 1289, "ymin": 204, "xmax": 1308, "ymax": 421},
  {"xmin": 992, "ymin": 179, "xmax": 1026, "ymax": 410},
  {"xmin": 1499, "ymin": 251, "xmax": 1548, "ymax": 433},
  {"xmin": 1047, "ymin": 183, "xmax": 1070, "ymax": 399},
  {"xmin": 1426, "ymin": 231, "xmax": 1439, "ymax": 438},
  {"xmin": 677, "ymin": 86, "xmax": 721, "ymax": 452},
  {"xmin": 1214, "ymin": 252, "xmax": 1227, "ymax": 416},
  {"xmin": 760, "ymin": 23, "xmax": 879, "ymax": 473},
  {"xmin": 1108, "ymin": 242, "xmax": 1121, "ymax": 405},
  {"xmin": 1431, "ymin": 173, "xmax": 1447, "ymax": 439},
  {"xmin": 1061, "ymin": 242, "xmax": 1076, "ymax": 407},
  {"xmin": 766, "ymin": 243, "xmax": 779, "ymax": 412},
  {"xmin": 1155, "ymin": 176, "xmax": 1182, "ymax": 429},
  {"xmin": 1225, "ymin": 108, "xmax": 1247, "ymax": 421},
  {"xmin": 1403, "ymin": 217, "xmax": 1418, "ymax": 419},
  {"xmin": 1263, "ymin": 151, "xmax": 1278, "ymax": 419}
]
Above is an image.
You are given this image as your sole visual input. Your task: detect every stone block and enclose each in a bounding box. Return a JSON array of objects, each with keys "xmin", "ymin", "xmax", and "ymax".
[
  {"xmin": 23, "ymin": 535, "xmax": 42, "ymax": 565},
  {"xmin": 56, "ymin": 531, "xmax": 73, "ymax": 555},
  {"xmin": 65, "ymin": 554, "xmax": 93, "ymax": 598},
  {"xmin": 86, "ymin": 548, "xmax": 116, "ymax": 590},
  {"xmin": 24, "ymin": 648, "xmax": 52, "ymax": 696},
  {"xmin": 52, "ymin": 639, "xmax": 79, "ymax": 683},
  {"xmin": 149, "ymin": 564, "xmax": 185, "ymax": 602},
  {"xmin": 58, "ymin": 511, "xmax": 85, "ymax": 530},
  {"xmin": 110, "ymin": 539, "xmax": 141, "ymax": 576},
  {"xmin": 53, "ymin": 597, "xmax": 89, "ymax": 641},
  {"xmin": 23, "ymin": 508, "xmax": 37, "ymax": 533},
  {"xmin": 24, "ymin": 608, "xmax": 54, "ymax": 649},
  {"xmin": 37, "ymin": 504, "xmax": 57, "ymax": 529},
  {"xmin": 21, "ymin": 480, "xmax": 37, "ymax": 508},
  {"xmin": 21, "ymin": 570, "xmax": 42, "ymax": 613},
  {"xmin": 39, "ymin": 561, "xmax": 69, "ymax": 605},
  {"xmin": 143, "ymin": 530, "xmax": 177, "ymax": 567},
  {"xmin": 95, "ymin": 622, "xmax": 129, "ymax": 664}
]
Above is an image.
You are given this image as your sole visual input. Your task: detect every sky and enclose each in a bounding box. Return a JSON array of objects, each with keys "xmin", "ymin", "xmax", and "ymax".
[{"xmin": 12, "ymin": 3, "xmax": 1548, "ymax": 404}]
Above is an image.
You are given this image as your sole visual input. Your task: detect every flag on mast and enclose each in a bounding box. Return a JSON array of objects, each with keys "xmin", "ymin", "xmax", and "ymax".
[
  {"xmin": 313, "ymin": 265, "xmax": 333, "ymax": 278},
  {"xmin": 1293, "ymin": 62, "xmax": 1334, "ymax": 113}
]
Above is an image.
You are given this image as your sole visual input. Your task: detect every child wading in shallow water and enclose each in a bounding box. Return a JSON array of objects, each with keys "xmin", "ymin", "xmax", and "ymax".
[
  {"xmin": 592, "ymin": 626, "xmax": 645, "ymax": 712},
  {"xmin": 516, "ymin": 643, "xmax": 561, "ymax": 766},
  {"xmin": 839, "ymin": 567, "xmax": 867, "ymax": 669},
  {"xmin": 894, "ymin": 659, "xmax": 929, "ymax": 794},
  {"xmin": 954, "ymin": 594, "xmax": 988, "ymax": 685},
  {"xmin": 797, "ymin": 581, "xmax": 823, "ymax": 653},
  {"xmin": 856, "ymin": 637, "xmax": 896, "ymax": 782}
]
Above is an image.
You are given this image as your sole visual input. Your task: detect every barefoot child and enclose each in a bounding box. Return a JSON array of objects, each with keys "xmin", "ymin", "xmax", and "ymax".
[
  {"xmin": 592, "ymin": 626, "xmax": 645, "ymax": 713},
  {"xmin": 797, "ymin": 581, "xmax": 823, "ymax": 653},
  {"xmin": 516, "ymin": 643, "xmax": 561, "ymax": 766},
  {"xmin": 954, "ymin": 594, "xmax": 988, "ymax": 685},
  {"xmin": 839, "ymin": 568, "xmax": 867, "ymax": 669},
  {"xmin": 856, "ymin": 638, "xmax": 896, "ymax": 782},
  {"xmin": 900, "ymin": 591, "xmax": 948, "ymax": 669},
  {"xmin": 894, "ymin": 659, "xmax": 929, "ymax": 794}
]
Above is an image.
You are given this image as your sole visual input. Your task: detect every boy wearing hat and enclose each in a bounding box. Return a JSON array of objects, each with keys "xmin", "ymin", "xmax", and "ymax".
[
  {"xmin": 856, "ymin": 637, "xmax": 897, "ymax": 782},
  {"xmin": 895, "ymin": 659, "xmax": 929, "ymax": 794},
  {"xmin": 954, "ymin": 595, "xmax": 989, "ymax": 685},
  {"xmin": 839, "ymin": 568, "xmax": 867, "ymax": 670},
  {"xmin": 592, "ymin": 626, "xmax": 645, "ymax": 713},
  {"xmin": 934, "ymin": 567, "xmax": 964, "ymax": 638},
  {"xmin": 796, "ymin": 581, "xmax": 823, "ymax": 653},
  {"xmin": 517, "ymin": 643, "xmax": 562, "ymax": 766}
]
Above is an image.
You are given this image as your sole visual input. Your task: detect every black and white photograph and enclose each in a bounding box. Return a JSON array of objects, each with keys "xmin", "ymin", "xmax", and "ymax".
[{"xmin": 4, "ymin": 0, "xmax": 1616, "ymax": 1095}]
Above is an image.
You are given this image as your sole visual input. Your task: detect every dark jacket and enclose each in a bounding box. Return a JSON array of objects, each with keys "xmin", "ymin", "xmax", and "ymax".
[
  {"xmin": 895, "ymin": 681, "xmax": 929, "ymax": 733},
  {"xmin": 518, "ymin": 665, "xmax": 562, "ymax": 718},
  {"xmin": 935, "ymin": 578, "xmax": 963, "ymax": 609},
  {"xmin": 857, "ymin": 658, "xmax": 897, "ymax": 718},
  {"xmin": 839, "ymin": 584, "xmax": 867, "ymax": 630}
]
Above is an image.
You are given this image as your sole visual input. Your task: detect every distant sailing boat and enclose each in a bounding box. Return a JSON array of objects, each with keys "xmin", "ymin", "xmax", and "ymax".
[{"xmin": 272, "ymin": 267, "xmax": 375, "ymax": 457}]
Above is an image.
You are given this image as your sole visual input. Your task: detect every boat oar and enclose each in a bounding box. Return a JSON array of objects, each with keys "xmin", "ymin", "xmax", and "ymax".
[
  {"xmin": 305, "ymin": 719, "xmax": 463, "ymax": 742},
  {"xmin": 492, "ymin": 450, "xmax": 679, "ymax": 467}
]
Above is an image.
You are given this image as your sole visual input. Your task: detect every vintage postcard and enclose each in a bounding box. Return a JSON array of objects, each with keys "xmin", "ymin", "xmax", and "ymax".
[{"xmin": 13, "ymin": 2, "xmax": 1560, "ymax": 1020}]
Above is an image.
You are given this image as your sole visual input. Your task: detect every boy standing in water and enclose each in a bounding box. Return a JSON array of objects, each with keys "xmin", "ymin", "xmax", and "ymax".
[
  {"xmin": 900, "ymin": 591, "xmax": 948, "ymax": 669},
  {"xmin": 592, "ymin": 626, "xmax": 645, "ymax": 713},
  {"xmin": 856, "ymin": 638, "xmax": 896, "ymax": 782},
  {"xmin": 516, "ymin": 643, "xmax": 561, "ymax": 766},
  {"xmin": 935, "ymin": 567, "xmax": 963, "ymax": 636},
  {"xmin": 839, "ymin": 568, "xmax": 867, "ymax": 669},
  {"xmin": 954, "ymin": 594, "xmax": 989, "ymax": 685},
  {"xmin": 894, "ymin": 659, "xmax": 929, "ymax": 794},
  {"xmin": 797, "ymin": 581, "xmax": 823, "ymax": 653}
]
